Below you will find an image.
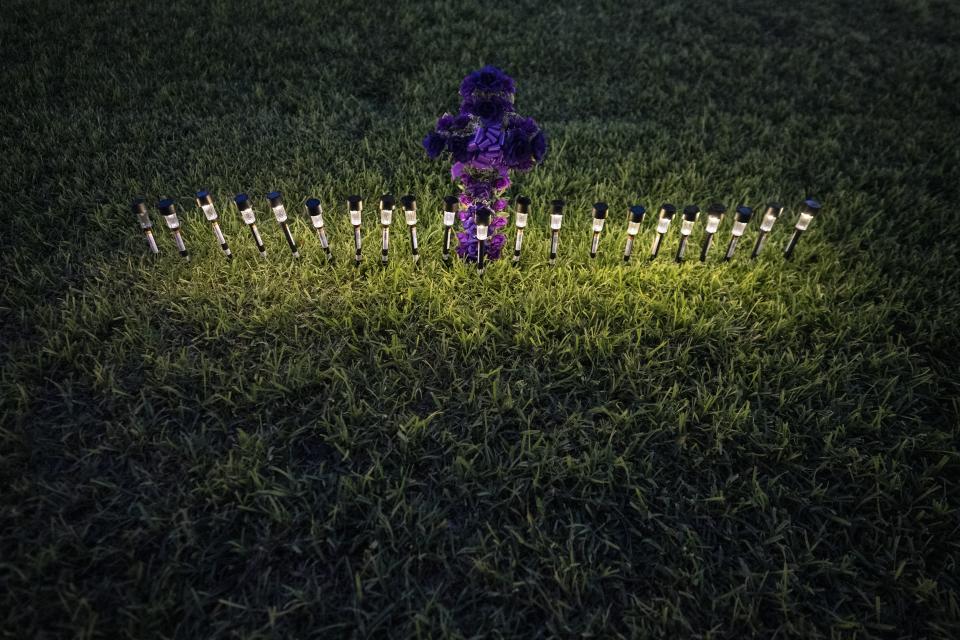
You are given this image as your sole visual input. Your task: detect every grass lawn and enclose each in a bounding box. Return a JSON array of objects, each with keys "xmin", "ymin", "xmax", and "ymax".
[{"xmin": 2, "ymin": 0, "xmax": 959, "ymax": 637}]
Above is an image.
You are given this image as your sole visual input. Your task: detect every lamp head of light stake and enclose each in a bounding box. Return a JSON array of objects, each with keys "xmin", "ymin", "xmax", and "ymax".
[
  {"xmin": 401, "ymin": 194, "xmax": 417, "ymax": 225},
  {"xmin": 705, "ymin": 203, "xmax": 726, "ymax": 234},
  {"xmin": 158, "ymin": 198, "xmax": 179, "ymax": 229},
  {"xmin": 549, "ymin": 199, "xmax": 565, "ymax": 264},
  {"xmin": 442, "ymin": 195, "xmax": 459, "ymax": 227},
  {"xmin": 235, "ymin": 193, "xmax": 266, "ymax": 257},
  {"xmin": 795, "ymin": 198, "xmax": 821, "ymax": 231},
  {"xmin": 724, "ymin": 204, "xmax": 753, "ymax": 261},
  {"xmin": 590, "ymin": 201, "xmax": 608, "ymax": 259},
  {"xmin": 158, "ymin": 198, "xmax": 189, "ymax": 260},
  {"xmin": 475, "ymin": 206, "xmax": 491, "ymax": 240},
  {"xmin": 675, "ymin": 204, "xmax": 700, "ymax": 262},
  {"xmin": 235, "ymin": 193, "xmax": 255, "ymax": 224},
  {"xmin": 267, "ymin": 191, "xmax": 286, "ymax": 221},
  {"xmin": 515, "ymin": 196, "xmax": 531, "ymax": 228},
  {"xmin": 751, "ymin": 202, "xmax": 782, "ymax": 259},
  {"xmin": 700, "ymin": 202, "xmax": 726, "ymax": 261},
  {"xmin": 550, "ymin": 199, "xmax": 565, "ymax": 230},
  {"xmin": 623, "ymin": 204, "xmax": 646, "ymax": 262},
  {"xmin": 592, "ymin": 202, "xmax": 608, "ymax": 231},
  {"xmin": 196, "ymin": 191, "xmax": 217, "ymax": 220},
  {"xmin": 379, "ymin": 194, "xmax": 395, "ymax": 226},
  {"xmin": 680, "ymin": 205, "xmax": 699, "ymax": 235},
  {"xmin": 347, "ymin": 195, "xmax": 363, "ymax": 226},
  {"xmin": 785, "ymin": 198, "xmax": 821, "ymax": 259},
  {"xmin": 475, "ymin": 205, "xmax": 492, "ymax": 274},
  {"xmin": 307, "ymin": 198, "xmax": 325, "ymax": 229},
  {"xmin": 656, "ymin": 203, "xmax": 677, "ymax": 233},
  {"xmin": 132, "ymin": 198, "xmax": 159, "ymax": 254},
  {"xmin": 760, "ymin": 202, "xmax": 783, "ymax": 232},
  {"xmin": 651, "ymin": 203, "xmax": 676, "ymax": 258},
  {"xmin": 628, "ymin": 204, "xmax": 647, "ymax": 229},
  {"xmin": 733, "ymin": 205, "xmax": 753, "ymax": 233}
]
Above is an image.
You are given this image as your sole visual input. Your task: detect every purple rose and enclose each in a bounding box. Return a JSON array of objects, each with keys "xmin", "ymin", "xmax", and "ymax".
[
  {"xmin": 436, "ymin": 114, "xmax": 455, "ymax": 132},
  {"xmin": 501, "ymin": 128, "xmax": 532, "ymax": 166},
  {"xmin": 462, "ymin": 95, "xmax": 512, "ymax": 124},
  {"xmin": 459, "ymin": 65, "xmax": 516, "ymax": 98},
  {"xmin": 487, "ymin": 233, "xmax": 507, "ymax": 259},
  {"xmin": 447, "ymin": 135, "xmax": 473, "ymax": 163},
  {"xmin": 423, "ymin": 131, "xmax": 446, "ymax": 159}
]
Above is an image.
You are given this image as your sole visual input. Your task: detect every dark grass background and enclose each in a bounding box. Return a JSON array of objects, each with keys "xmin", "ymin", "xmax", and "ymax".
[{"xmin": 2, "ymin": 0, "xmax": 960, "ymax": 637}]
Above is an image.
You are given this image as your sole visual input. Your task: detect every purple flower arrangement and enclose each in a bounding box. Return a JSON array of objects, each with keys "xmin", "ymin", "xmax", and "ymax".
[{"xmin": 423, "ymin": 66, "xmax": 547, "ymax": 261}]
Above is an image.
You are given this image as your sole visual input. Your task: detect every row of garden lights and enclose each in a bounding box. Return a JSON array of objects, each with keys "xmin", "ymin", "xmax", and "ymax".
[{"xmin": 132, "ymin": 192, "xmax": 822, "ymax": 268}]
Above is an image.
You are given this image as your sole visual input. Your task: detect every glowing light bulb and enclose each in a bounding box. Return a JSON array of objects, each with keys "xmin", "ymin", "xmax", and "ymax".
[
  {"xmin": 650, "ymin": 203, "xmax": 676, "ymax": 259},
  {"xmin": 158, "ymin": 198, "xmax": 189, "ymax": 260},
  {"xmin": 724, "ymin": 205, "xmax": 753, "ymax": 261},
  {"xmin": 623, "ymin": 204, "xmax": 646, "ymax": 262},
  {"xmin": 196, "ymin": 190, "xmax": 232, "ymax": 259},
  {"xmin": 700, "ymin": 203, "xmax": 726, "ymax": 261},
  {"xmin": 784, "ymin": 199, "xmax": 822, "ymax": 259},
  {"xmin": 512, "ymin": 195, "xmax": 531, "ymax": 265},
  {"xmin": 475, "ymin": 206, "xmax": 492, "ymax": 275},
  {"xmin": 549, "ymin": 199, "xmax": 565, "ymax": 265},
  {"xmin": 441, "ymin": 195, "xmax": 459, "ymax": 263},
  {"xmin": 347, "ymin": 195, "xmax": 363, "ymax": 265},
  {"xmin": 379, "ymin": 193, "xmax": 395, "ymax": 266},
  {"xmin": 306, "ymin": 198, "xmax": 332, "ymax": 261},
  {"xmin": 590, "ymin": 202, "xmax": 608, "ymax": 259},
  {"xmin": 401, "ymin": 194, "xmax": 419, "ymax": 264},
  {"xmin": 131, "ymin": 198, "xmax": 159, "ymax": 254},
  {"xmin": 675, "ymin": 204, "xmax": 700, "ymax": 262},
  {"xmin": 267, "ymin": 191, "xmax": 299, "ymax": 258},
  {"xmin": 234, "ymin": 193, "xmax": 266, "ymax": 257},
  {"xmin": 751, "ymin": 202, "xmax": 783, "ymax": 259}
]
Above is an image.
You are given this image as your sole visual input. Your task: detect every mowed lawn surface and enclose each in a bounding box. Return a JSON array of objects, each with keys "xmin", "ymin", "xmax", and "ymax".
[{"xmin": 2, "ymin": 0, "xmax": 959, "ymax": 637}]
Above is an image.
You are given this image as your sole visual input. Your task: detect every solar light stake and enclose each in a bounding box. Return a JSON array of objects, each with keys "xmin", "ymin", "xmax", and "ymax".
[
  {"xmin": 347, "ymin": 195, "xmax": 363, "ymax": 265},
  {"xmin": 784, "ymin": 198, "xmax": 822, "ymax": 259},
  {"xmin": 676, "ymin": 205, "xmax": 700, "ymax": 262},
  {"xmin": 442, "ymin": 195, "xmax": 458, "ymax": 263},
  {"xmin": 724, "ymin": 205, "xmax": 753, "ymax": 261},
  {"xmin": 700, "ymin": 203, "xmax": 726, "ymax": 261},
  {"xmin": 158, "ymin": 199, "xmax": 189, "ymax": 260},
  {"xmin": 235, "ymin": 193, "xmax": 266, "ymax": 257},
  {"xmin": 751, "ymin": 202, "xmax": 783, "ymax": 259},
  {"xmin": 196, "ymin": 191, "xmax": 232, "ymax": 259},
  {"xmin": 650, "ymin": 204, "xmax": 676, "ymax": 259},
  {"xmin": 132, "ymin": 198, "xmax": 159, "ymax": 254},
  {"xmin": 379, "ymin": 194, "xmax": 395, "ymax": 266},
  {"xmin": 549, "ymin": 199, "xmax": 565, "ymax": 265},
  {"xmin": 306, "ymin": 198, "xmax": 332, "ymax": 260},
  {"xmin": 590, "ymin": 202, "xmax": 608, "ymax": 259},
  {"xmin": 268, "ymin": 191, "xmax": 299, "ymax": 257},
  {"xmin": 475, "ymin": 206, "xmax": 491, "ymax": 275},
  {"xmin": 623, "ymin": 204, "xmax": 646, "ymax": 262},
  {"xmin": 512, "ymin": 195, "xmax": 531, "ymax": 265},
  {"xmin": 402, "ymin": 194, "xmax": 418, "ymax": 263}
]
